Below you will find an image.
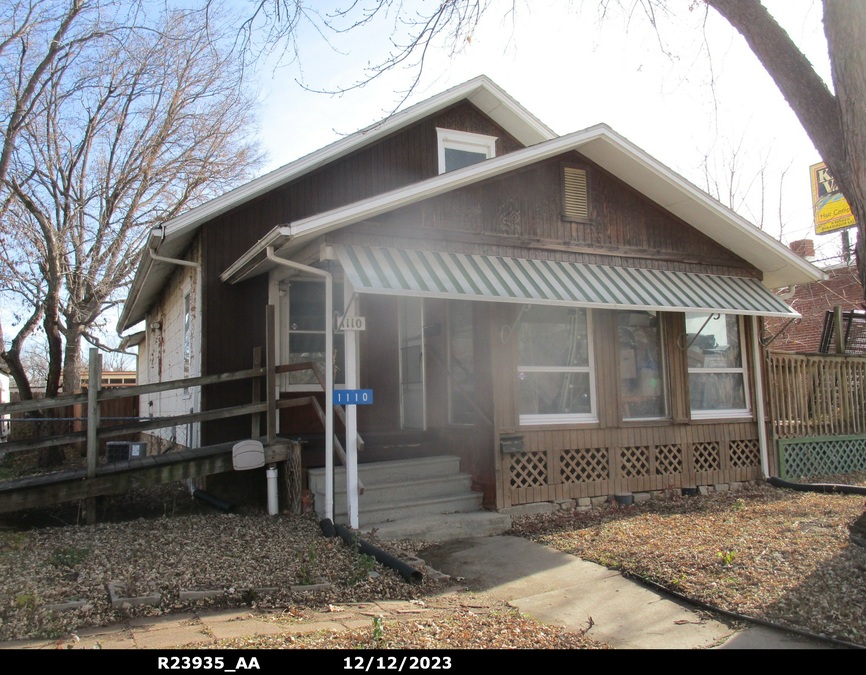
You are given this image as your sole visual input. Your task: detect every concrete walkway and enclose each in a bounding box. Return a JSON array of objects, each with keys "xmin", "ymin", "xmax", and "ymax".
[
  {"xmin": 0, "ymin": 535, "xmax": 843, "ymax": 650},
  {"xmin": 419, "ymin": 536, "xmax": 839, "ymax": 650},
  {"xmin": 0, "ymin": 600, "xmax": 450, "ymax": 650}
]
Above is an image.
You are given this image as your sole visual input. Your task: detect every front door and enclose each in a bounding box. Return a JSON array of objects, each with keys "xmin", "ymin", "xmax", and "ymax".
[{"xmin": 398, "ymin": 297, "xmax": 425, "ymax": 429}]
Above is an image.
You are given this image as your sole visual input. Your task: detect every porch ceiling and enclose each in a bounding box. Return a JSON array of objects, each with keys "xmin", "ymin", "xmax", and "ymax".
[{"xmin": 335, "ymin": 245, "xmax": 799, "ymax": 318}]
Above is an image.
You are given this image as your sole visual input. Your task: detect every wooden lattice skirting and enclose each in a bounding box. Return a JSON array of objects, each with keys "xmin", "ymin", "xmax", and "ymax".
[{"xmin": 777, "ymin": 435, "xmax": 866, "ymax": 480}]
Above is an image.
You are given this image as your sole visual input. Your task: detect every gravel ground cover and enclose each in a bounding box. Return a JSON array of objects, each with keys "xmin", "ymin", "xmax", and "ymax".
[
  {"xmin": 0, "ymin": 483, "xmax": 604, "ymax": 649},
  {"xmin": 510, "ymin": 475, "xmax": 866, "ymax": 647},
  {"xmin": 0, "ymin": 486, "xmax": 447, "ymax": 642},
  {"xmin": 214, "ymin": 603, "xmax": 607, "ymax": 650}
]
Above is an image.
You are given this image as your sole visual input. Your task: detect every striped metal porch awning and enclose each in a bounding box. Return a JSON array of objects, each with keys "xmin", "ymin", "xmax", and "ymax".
[{"xmin": 335, "ymin": 245, "xmax": 798, "ymax": 318}]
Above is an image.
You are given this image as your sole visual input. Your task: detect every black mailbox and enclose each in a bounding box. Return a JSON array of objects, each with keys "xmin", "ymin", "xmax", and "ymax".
[{"xmin": 500, "ymin": 434, "xmax": 525, "ymax": 454}]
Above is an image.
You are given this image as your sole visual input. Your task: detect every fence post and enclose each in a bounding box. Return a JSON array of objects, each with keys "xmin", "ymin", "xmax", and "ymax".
[
  {"xmin": 835, "ymin": 305, "xmax": 845, "ymax": 354},
  {"xmin": 85, "ymin": 348, "xmax": 101, "ymax": 525},
  {"xmin": 251, "ymin": 346, "xmax": 262, "ymax": 438},
  {"xmin": 266, "ymin": 305, "xmax": 276, "ymax": 445}
]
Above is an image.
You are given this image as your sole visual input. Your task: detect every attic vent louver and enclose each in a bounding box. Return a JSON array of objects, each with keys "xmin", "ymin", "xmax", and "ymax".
[{"xmin": 563, "ymin": 167, "xmax": 589, "ymax": 220}]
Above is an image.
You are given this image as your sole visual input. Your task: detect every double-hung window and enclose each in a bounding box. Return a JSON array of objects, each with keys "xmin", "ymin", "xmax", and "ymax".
[
  {"xmin": 618, "ymin": 310, "xmax": 667, "ymax": 420},
  {"xmin": 517, "ymin": 306, "xmax": 596, "ymax": 425},
  {"xmin": 686, "ymin": 313, "xmax": 749, "ymax": 418},
  {"xmin": 285, "ymin": 280, "xmax": 345, "ymax": 387}
]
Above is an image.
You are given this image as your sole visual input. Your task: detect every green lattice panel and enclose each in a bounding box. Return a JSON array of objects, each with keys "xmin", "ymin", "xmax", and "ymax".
[{"xmin": 778, "ymin": 435, "xmax": 866, "ymax": 480}]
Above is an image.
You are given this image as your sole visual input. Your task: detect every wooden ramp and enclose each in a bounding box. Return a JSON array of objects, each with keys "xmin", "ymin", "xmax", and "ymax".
[{"xmin": 0, "ymin": 438, "xmax": 293, "ymax": 514}]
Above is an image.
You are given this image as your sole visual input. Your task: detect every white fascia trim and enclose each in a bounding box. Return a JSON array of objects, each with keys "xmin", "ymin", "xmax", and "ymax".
[
  {"xmin": 224, "ymin": 125, "xmax": 823, "ymax": 289},
  {"xmin": 220, "ymin": 226, "xmax": 293, "ymax": 283},
  {"xmin": 467, "ymin": 78, "xmax": 557, "ymax": 142},
  {"xmin": 591, "ymin": 127, "xmax": 824, "ymax": 287}
]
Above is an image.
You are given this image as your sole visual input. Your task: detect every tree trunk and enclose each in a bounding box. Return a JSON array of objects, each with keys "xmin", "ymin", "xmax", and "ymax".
[
  {"xmin": 61, "ymin": 327, "xmax": 85, "ymax": 395},
  {"xmin": 823, "ymin": 0, "xmax": 866, "ymax": 291},
  {"xmin": 707, "ymin": 0, "xmax": 866, "ymax": 295}
]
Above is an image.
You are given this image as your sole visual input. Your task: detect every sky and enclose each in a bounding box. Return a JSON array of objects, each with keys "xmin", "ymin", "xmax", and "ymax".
[
  {"xmin": 247, "ymin": 0, "xmax": 850, "ymax": 265},
  {"xmin": 1, "ymin": 1, "xmax": 852, "ymax": 367}
]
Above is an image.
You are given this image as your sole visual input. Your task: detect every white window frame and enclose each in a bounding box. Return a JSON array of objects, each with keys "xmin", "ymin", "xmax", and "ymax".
[
  {"xmin": 518, "ymin": 308, "xmax": 597, "ymax": 426},
  {"xmin": 436, "ymin": 128, "xmax": 497, "ymax": 174},
  {"xmin": 281, "ymin": 277, "xmax": 346, "ymax": 393},
  {"xmin": 618, "ymin": 310, "xmax": 669, "ymax": 422},
  {"xmin": 687, "ymin": 313, "xmax": 751, "ymax": 420}
]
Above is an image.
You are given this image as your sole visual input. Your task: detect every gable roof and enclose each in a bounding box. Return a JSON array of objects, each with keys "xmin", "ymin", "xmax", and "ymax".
[
  {"xmin": 119, "ymin": 77, "xmax": 824, "ymax": 333},
  {"xmin": 118, "ymin": 76, "xmax": 554, "ymax": 332},
  {"xmin": 220, "ymin": 124, "xmax": 823, "ymax": 291}
]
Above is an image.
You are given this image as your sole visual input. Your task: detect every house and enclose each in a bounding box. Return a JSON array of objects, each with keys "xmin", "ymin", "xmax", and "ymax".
[
  {"xmin": 117, "ymin": 76, "xmax": 822, "ymax": 525},
  {"xmin": 765, "ymin": 239, "xmax": 863, "ymax": 354}
]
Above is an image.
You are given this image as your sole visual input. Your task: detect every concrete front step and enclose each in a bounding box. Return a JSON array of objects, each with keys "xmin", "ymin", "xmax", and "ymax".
[
  {"xmin": 309, "ymin": 455, "xmax": 484, "ymax": 528},
  {"xmin": 308, "ymin": 456, "xmax": 463, "ymax": 494},
  {"xmin": 327, "ymin": 492, "xmax": 484, "ymax": 528},
  {"xmin": 322, "ymin": 474, "xmax": 473, "ymax": 512},
  {"xmin": 364, "ymin": 511, "xmax": 512, "ymax": 543}
]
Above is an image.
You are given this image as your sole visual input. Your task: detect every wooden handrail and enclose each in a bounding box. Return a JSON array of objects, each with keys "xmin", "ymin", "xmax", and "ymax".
[
  {"xmin": 309, "ymin": 396, "xmax": 365, "ymax": 495},
  {"xmin": 309, "ymin": 362, "xmax": 365, "ymax": 451},
  {"xmin": 0, "ymin": 398, "xmax": 311, "ymax": 456},
  {"xmin": 0, "ymin": 367, "xmax": 268, "ymax": 415}
]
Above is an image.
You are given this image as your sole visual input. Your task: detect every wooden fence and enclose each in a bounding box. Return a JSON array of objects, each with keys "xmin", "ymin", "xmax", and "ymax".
[{"xmin": 766, "ymin": 351, "xmax": 866, "ymax": 439}]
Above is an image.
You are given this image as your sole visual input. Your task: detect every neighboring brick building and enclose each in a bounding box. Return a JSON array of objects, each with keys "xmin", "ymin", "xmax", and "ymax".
[{"xmin": 766, "ymin": 240, "xmax": 864, "ymax": 353}]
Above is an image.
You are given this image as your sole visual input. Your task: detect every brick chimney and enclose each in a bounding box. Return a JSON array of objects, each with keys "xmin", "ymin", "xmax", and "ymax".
[{"xmin": 789, "ymin": 239, "xmax": 815, "ymax": 258}]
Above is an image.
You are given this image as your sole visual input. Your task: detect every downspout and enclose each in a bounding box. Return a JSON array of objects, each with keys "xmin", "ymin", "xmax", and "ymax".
[
  {"xmin": 266, "ymin": 247, "xmax": 335, "ymax": 522},
  {"xmin": 750, "ymin": 316, "xmax": 770, "ymax": 478}
]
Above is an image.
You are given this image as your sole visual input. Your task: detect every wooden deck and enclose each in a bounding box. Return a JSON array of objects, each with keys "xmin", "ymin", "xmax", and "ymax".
[{"xmin": 0, "ymin": 438, "xmax": 293, "ymax": 514}]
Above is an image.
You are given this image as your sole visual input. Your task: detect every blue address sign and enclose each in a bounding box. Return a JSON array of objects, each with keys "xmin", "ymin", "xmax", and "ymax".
[{"xmin": 333, "ymin": 389, "xmax": 374, "ymax": 405}]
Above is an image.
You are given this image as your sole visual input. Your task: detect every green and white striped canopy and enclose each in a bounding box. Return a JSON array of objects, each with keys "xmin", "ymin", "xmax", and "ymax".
[{"xmin": 335, "ymin": 245, "xmax": 797, "ymax": 317}]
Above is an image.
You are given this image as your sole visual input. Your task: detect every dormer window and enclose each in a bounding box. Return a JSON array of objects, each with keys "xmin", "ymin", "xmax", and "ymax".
[{"xmin": 436, "ymin": 128, "xmax": 497, "ymax": 174}]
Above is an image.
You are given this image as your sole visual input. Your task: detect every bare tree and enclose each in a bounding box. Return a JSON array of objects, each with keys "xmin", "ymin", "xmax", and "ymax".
[
  {"xmin": 247, "ymin": 0, "xmax": 865, "ymax": 294},
  {"xmin": 1, "ymin": 6, "xmax": 263, "ymax": 405}
]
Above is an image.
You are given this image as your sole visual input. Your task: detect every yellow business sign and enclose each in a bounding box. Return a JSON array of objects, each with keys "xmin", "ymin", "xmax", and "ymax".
[{"xmin": 810, "ymin": 162, "xmax": 856, "ymax": 235}]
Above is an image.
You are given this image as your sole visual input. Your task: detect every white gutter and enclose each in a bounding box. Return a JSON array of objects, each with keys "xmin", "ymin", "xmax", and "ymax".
[
  {"xmin": 751, "ymin": 316, "xmax": 770, "ymax": 478},
  {"xmin": 149, "ymin": 250, "xmax": 200, "ymax": 268},
  {"xmin": 265, "ymin": 247, "xmax": 335, "ymax": 522}
]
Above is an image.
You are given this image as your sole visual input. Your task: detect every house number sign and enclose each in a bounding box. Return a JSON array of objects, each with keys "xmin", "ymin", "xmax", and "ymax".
[
  {"xmin": 337, "ymin": 316, "xmax": 366, "ymax": 331},
  {"xmin": 333, "ymin": 389, "xmax": 374, "ymax": 405}
]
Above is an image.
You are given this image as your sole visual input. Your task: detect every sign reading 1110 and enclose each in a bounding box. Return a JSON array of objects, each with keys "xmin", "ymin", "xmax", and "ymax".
[{"xmin": 333, "ymin": 390, "xmax": 374, "ymax": 405}]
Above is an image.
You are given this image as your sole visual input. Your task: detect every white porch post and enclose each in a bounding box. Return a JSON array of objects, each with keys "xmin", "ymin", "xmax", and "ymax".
[
  {"xmin": 344, "ymin": 276, "xmax": 360, "ymax": 529},
  {"xmin": 751, "ymin": 315, "xmax": 770, "ymax": 478}
]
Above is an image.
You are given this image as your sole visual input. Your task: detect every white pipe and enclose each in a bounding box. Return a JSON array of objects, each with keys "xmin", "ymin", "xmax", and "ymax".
[
  {"xmin": 266, "ymin": 464, "xmax": 279, "ymax": 515},
  {"xmin": 751, "ymin": 316, "xmax": 770, "ymax": 478},
  {"xmin": 344, "ymin": 275, "xmax": 359, "ymax": 529},
  {"xmin": 266, "ymin": 247, "xmax": 334, "ymax": 522}
]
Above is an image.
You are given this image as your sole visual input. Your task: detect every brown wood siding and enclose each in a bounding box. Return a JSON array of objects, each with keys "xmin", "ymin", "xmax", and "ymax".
[
  {"xmin": 501, "ymin": 422, "xmax": 761, "ymax": 507},
  {"xmin": 488, "ymin": 305, "xmax": 763, "ymax": 508},
  {"xmin": 200, "ymin": 101, "xmax": 523, "ymax": 444},
  {"xmin": 331, "ymin": 153, "xmax": 759, "ymax": 278}
]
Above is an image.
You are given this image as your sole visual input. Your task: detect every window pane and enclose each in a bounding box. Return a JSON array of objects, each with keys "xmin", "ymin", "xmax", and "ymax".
[
  {"xmin": 444, "ymin": 147, "xmax": 487, "ymax": 172},
  {"xmin": 289, "ymin": 282, "xmax": 325, "ymax": 331},
  {"xmin": 689, "ymin": 373, "xmax": 746, "ymax": 412},
  {"xmin": 618, "ymin": 311, "xmax": 666, "ymax": 419},
  {"xmin": 449, "ymin": 301, "xmax": 474, "ymax": 425},
  {"xmin": 517, "ymin": 307, "xmax": 589, "ymax": 368},
  {"xmin": 685, "ymin": 313, "xmax": 742, "ymax": 369},
  {"xmin": 518, "ymin": 372, "xmax": 592, "ymax": 416},
  {"xmin": 289, "ymin": 333, "xmax": 345, "ymax": 385}
]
